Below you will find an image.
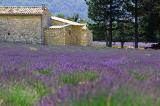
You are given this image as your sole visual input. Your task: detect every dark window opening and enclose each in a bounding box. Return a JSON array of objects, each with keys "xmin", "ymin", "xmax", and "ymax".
[{"xmin": 8, "ymin": 32, "xmax": 10, "ymax": 35}]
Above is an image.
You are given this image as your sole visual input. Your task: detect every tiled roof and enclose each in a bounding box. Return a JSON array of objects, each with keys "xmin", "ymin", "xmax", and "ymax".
[
  {"xmin": 0, "ymin": 6, "xmax": 48, "ymax": 15},
  {"xmin": 51, "ymin": 16, "xmax": 86, "ymax": 26}
]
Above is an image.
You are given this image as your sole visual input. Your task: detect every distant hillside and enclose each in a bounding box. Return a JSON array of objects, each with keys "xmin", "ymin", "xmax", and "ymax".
[{"xmin": 0, "ymin": 0, "xmax": 88, "ymax": 18}]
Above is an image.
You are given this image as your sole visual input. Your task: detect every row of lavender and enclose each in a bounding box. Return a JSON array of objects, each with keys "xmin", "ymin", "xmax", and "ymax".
[{"xmin": 0, "ymin": 43, "xmax": 160, "ymax": 106}]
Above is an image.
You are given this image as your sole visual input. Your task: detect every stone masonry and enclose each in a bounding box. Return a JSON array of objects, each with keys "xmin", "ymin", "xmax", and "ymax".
[
  {"xmin": 0, "ymin": 6, "xmax": 92, "ymax": 46},
  {"xmin": 0, "ymin": 15, "xmax": 42, "ymax": 43},
  {"xmin": 0, "ymin": 6, "xmax": 49, "ymax": 44}
]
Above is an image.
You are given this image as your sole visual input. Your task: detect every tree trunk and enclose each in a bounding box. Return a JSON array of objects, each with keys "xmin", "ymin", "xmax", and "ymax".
[
  {"xmin": 109, "ymin": 19, "xmax": 113, "ymax": 47},
  {"xmin": 121, "ymin": 42, "xmax": 124, "ymax": 48},
  {"xmin": 109, "ymin": 0, "xmax": 113, "ymax": 47},
  {"xmin": 105, "ymin": 30, "xmax": 109, "ymax": 47},
  {"xmin": 135, "ymin": 0, "xmax": 139, "ymax": 48}
]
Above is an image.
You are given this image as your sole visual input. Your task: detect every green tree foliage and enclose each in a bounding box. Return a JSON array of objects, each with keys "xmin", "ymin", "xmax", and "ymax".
[
  {"xmin": 67, "ymin": 13, "xmax": 80, "ymax": 22},
  {"xmin": 113, "ymin": 0, "xmax": 135, "ymax": 48},
  {"xmin": 113, "ymin": 22, "xmax": 134, "ymax": 48},
  {"xmin": 67, "ymin": 13, "xmax": 87, "ymax": 23},
  {"xmin": 55, "ymin": 13, "xmax": 65, "ymax": 18},
  {"xmin": 123, "ymin": 0, "xmax": 144, "ymax": 48},
  {"xmin": 85, "ymin": 0, "xmax": 131, "ymax": 47},
  {"xmin": 86, "ymin": 0, "xmax": 160, "ymax": 48},
  {"xmin": 141, "ymin": 0, "xmax": 160, "ymax": 43},
  {"xmin": 122, "ymin": 0, "xmax": 160, "ymax": 44},
  {"xmin": 88, "ymin": 24, "xmax": 107, "ymax": 41}
]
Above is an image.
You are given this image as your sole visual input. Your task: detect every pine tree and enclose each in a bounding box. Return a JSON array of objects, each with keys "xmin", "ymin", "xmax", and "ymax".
[
  {"xmin": 142, "ymin": 0, "xmax": 160, "ymax": 43},
  {"xmin": 124, "ymin": 0, "xmax": 142, "ymax": 48},
  {"xmin": 85, "ymin": 0, "xmax": 124, "ymax": 47}
]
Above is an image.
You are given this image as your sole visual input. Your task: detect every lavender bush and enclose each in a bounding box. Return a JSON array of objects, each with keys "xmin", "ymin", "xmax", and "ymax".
[{"xmin": 0, "ymin": 43, "xmax": 160, "ymax": 106}]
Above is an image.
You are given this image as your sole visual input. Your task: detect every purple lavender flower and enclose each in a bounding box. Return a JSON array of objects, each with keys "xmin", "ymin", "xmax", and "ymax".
[{"xmin": 0, "ymin": 43, "xmax": 160, "ymax": 106}]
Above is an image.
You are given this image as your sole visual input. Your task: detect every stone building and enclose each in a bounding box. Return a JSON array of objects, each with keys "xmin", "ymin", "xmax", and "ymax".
[
  {"xmin": 45, "ymin": 16, "xmax": 92, "ymax": 46},
  {"xmin": 0, "ymin": 6, "xmax": 49, "ymax": 44},
  {"xmin": 0, "ymin": 6, "xmax": 92, "ymax": 46}
]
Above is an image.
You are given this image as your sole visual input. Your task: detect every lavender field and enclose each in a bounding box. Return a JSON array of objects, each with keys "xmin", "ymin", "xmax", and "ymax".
[{"xmin": 0, "ymin": 43, "xmax": 160, "ymax": 106}]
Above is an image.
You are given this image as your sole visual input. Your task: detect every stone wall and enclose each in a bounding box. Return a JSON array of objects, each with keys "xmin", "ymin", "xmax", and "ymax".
[
  {"xmin": 45, "ymin": 25, "xmax": 79, "ymax": 46},
  {"xmin": 68, "ymin": 26, "xmax": 81, "ymax": 45},
  {"xmin": 44, "ymin": 28, "xmax": 66, "ymax": 45},
  {"xmin": 50, "ymin": 19, "xmax": 93, "ymax": 46},
  {"xmin": 0, "ymin": 15, "xmax": 42, "ymax": 44},
  {"xmin": 45, "ymin": 25, "xmax": 93, "ymax": 46},
  {"xmin": 70, "ymin": 26, "xmax": 93, "ymax": 46},
  {"xmin": 51, "ymin": 20, "xmax": 67, "ymax": 26},
  {"xmin": 80, "ymin": 29, "xmax": 93, "ymax": 46},
  {"xmin": 41, "ymin": 10, "xmax": 50, "ymax": 44},
  {"xmin": 42, "ymin": 11, "xmax": 49, "ymax": 29},
  {"xmin": 64, "ymin": 26, "xmax": 71, "ymax": 45}
]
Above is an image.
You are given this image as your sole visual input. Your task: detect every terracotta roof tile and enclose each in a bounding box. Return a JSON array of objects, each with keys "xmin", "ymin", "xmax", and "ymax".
[{"xmin": 0, "ymin": 6, "xmax": 48, "ymax": 15}]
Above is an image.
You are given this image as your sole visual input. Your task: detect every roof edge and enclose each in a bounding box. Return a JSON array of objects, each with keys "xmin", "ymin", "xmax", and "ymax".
[
  {"xmin": 0, "ymin": 6, "xmax": 44, "ymax": 8},
  {"xmin": 51, "ymin": 16, "xmax": 86, "ymax": 26},
  {"xmin": 0, "ymin": 5, "xmax": 49, "ymax": 15},
  {"xmin": 49, "ymin": 24, "xmax": 71, "ymax": 29}
]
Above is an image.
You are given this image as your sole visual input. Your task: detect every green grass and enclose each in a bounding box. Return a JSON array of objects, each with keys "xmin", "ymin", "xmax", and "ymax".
[
  {"xmin": 0, "ymin": 85, "xmax": 38, "ymax": 106},
  {"xmin": 33, "ymin": 69, "xmax": 52, "ymax": 76},
  {"xmin": 128, "ymin": 70, "xmax": 149, "ymax": 81},
  {"xmin": 36, "ymin": 69, "xmax": 51, "ymax": 75},
  {"xmin": 72, "ymin": 88, "xmax": 157, "ymax": 106},
  {"xmin": 32, "ymin": 81, "xmax": 50, "ymax": 97},
  {"xmin": 72, "ymin": 93, "xmax": 107, "ymax": 106},
  {"xmin": 111, "ymin": 88, "xmax": 155, "ymax": 106},
  {"xmin": 0, "ymin": 82, "xmax": 50, "ymax": 106},
  {"xmin": 59, "ymin": 71, "xmax": 99, "ymax": 85}
]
